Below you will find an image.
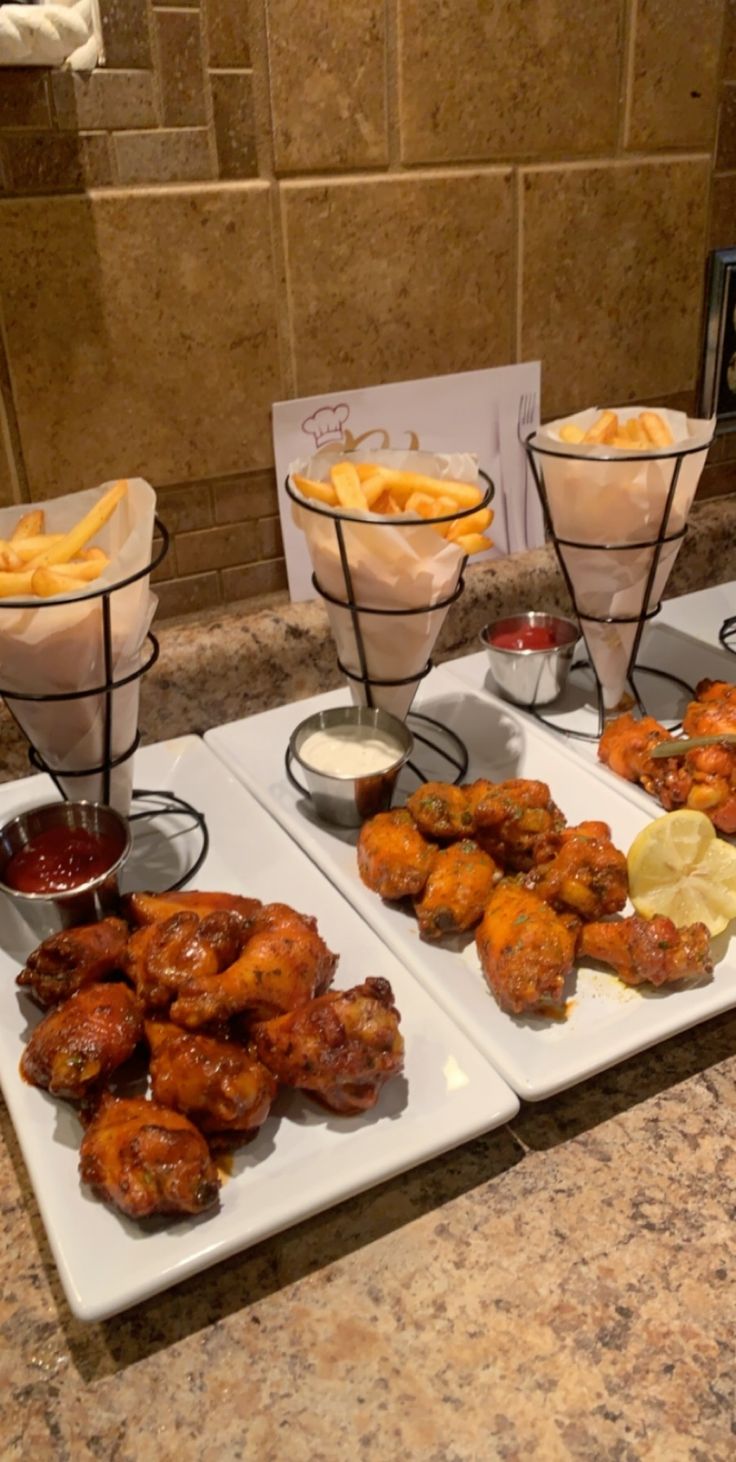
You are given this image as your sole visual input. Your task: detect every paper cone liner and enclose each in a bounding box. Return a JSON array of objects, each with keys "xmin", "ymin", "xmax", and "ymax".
[
  {"xmin": 0, "ymin": 479, "xmax": 157, "ymax": 812},
  {"xmin": 530, "ymin": 408, "xmax": 714, "ymax": 710},
  {"xmin": 290, "ymin": 449, "xmax": 480, "ymax": 720}
]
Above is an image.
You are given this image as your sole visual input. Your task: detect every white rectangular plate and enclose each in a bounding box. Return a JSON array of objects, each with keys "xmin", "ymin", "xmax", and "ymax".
[
  {"xmin": 207, "ymin": 666, "xmax": 736, "ymax": 1103},
  {"xmin": 0, "ymin": 736, "xmax": 518, "ymax": 1322},
  {"xmin": 657, "ymin": 584, "xmax": 735, "ymax": 647}
]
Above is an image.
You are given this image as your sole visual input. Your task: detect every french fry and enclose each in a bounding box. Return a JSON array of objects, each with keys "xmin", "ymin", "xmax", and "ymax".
[
  {"xmin": 0, "ymin": 533, "xmax": 64, "ymax": 562},
  {"xmin": 454, "ymin": 532, "xmax": 492, "ymax": 555},
  {"xmin": 0, "ymin": 570, "xmax": 35, "ymax": 597},
  {"xmin": 624, "ymin": 417, "xmax": 648, "ymax": 446},
  {"xmin": 11, "ymin": 509, "xmax": 44, "ymax": 541},
  {"xmin": 361, "ymin": 473, "xmax": 387, "ymax": 508},
  {"xmin": 405, "ymin": 492, "xmax": 436, "ymax": 519},
  {"xmin": 373, "ymin": 491, "xmax": 403, "ymax": 516},
  {"xmin": 0, "ymin": 546, "xmax": 23, "ymax": 571},
  {"xmin": 640, "ymin": 411, "xmax": 673, "ymax": 447},
  {"xmin": 78, "ymin": 546, "xmax": 108, "ymax": 563},
  {"xmin": 27, "ymin": 479, "xmax": 128, "ymax": 569},
  {"xmin": 376, "ymin": 470, "xmax": 482, "ymax": 510},
  {"xmin": 330, "ymin": 461, "xmax": 368, "ymax": 510},
  {"xmin": 446, "ymin": 506, "xmax": 493, "ymax": 541},
  {"xmin": 583, "ymin": 410, "xmax": 618, "ymax": 444},
  {"xmin": 559, "ymin": 423, "xmax": 585, "ymax": 444},
  {"xmin": 292, "ymin": 473, "xmax": 337, "ymax": 506},
  {"xmin": 31, "ymin": 562, "xmax": 105, "ymax": 597},
  {"xmin": 353, "ymin": 462, "xmax": 383, "ymax": 483}
]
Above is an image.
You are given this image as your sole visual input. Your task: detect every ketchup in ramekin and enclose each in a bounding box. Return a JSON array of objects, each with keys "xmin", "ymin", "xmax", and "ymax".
[
  {"xmin": 488, "ymin": 623, "xmax": 561, "ymax": 652},
  {"xmin": 4, "ymin": 824, "xmax": 124, "ymax": 894}
]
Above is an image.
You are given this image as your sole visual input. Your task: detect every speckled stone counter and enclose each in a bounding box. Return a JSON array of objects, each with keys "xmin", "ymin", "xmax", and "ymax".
[{"xmin": 1, "ymin": 496, "xmax": 736, "ymax": 1460}]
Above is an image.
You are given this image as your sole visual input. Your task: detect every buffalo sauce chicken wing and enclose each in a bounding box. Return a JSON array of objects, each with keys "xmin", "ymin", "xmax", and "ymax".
[
  {"xmin": 414, "ymin": 839, "xmax": 498, "ymax": 940},
  {"xmin": 253, "ymin": 978, "xmax": 404, "ymax": 1114},
  {"xmin": 468, "ymin": 778, "xmax": 566, "ymax": 872},
  {"xmin": 476, "ymin": 883, "xmax": 577, "ymax": 1016},
  {"xmin": 525, "ymin": 821, "xmax": 628, "ymax": 920},
  {"xmin": 578, "ymin": 914, "xmax": 713, "ymax": 988},
  {"xmin": 357, "ymin": 808, "xmax": 435, "ymax": 900}
]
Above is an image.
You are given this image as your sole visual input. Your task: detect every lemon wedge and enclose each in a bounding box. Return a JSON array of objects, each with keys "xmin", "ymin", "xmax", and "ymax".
[{"xmin": 627, "ymin": 809, "xmax": 736, "ymax": 936}]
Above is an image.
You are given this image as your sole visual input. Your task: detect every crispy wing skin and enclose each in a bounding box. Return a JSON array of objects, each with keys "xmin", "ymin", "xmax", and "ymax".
[
  {"xmin": 79, "ymin": 1094, "xmax": 219, "ymax": 1218},
  {"xmin": 599, "ymin": 713, "xmax": 671, "ymax": 783},
  {"xmin": 525, "ymin": 821, "xmax": 628, "ymax": 920},
  {"xmin": 414, "ymin": 839, "xmax": 498, "ymax": 940},
  {"xmin": 146, "ymin": 1020, "xmax": 277, "ymax": 1135},
  {"xmin": 405, "ymin": 782, "xmax": 475, "ymax": 840},
  {"xmin": 476, "ymin": 884, "xmax": 577, "ymax": 1015},
  {"xmin": 468, "ymin": 778, "xmax": 566, "ymax": 872},
  {"xmin": 16, "ymin": 917, "xmax": 129, "ymax": 1009},
  {"xmin": 357, "ymin": 809, "xmax": 435, "ymax": 900},
  {"xmin": 168, "ymin": 903, "xmax": 338, "ymax": 1028},
  {"xmin": 253, "ymin": 977, "xmax": 404, "ymax": 1114},
  {"xmin": 578, "ymin": 914, "xmax": 713, "ymax": 987},
  {"xmin": 20, "ymin": 982, "xmax": 143, "ymax": 1099},
  {"xmin": 125, "ymin": 890, "xmax": 262, "ymax": 928},
  {"xmin": 599, "ymin": 707, "xmax": 736, "ymax": 832},
  {"xmin": 126, "ymin": 909, "xmax": 251, "ymax": 1010}
]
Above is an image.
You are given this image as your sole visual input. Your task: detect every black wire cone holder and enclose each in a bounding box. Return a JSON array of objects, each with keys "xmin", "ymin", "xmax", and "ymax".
[
  {"xmin": 523, "ymin": 436, "xmax": 708, "ymax": 740},
  {"xmin": 720, "ymin": 614, "xmax": 736, "ymax": 656},
  {"xmin": 285, "ymin": 470, "xmax": 494, "ymax": 785},
  {"xmin": 0, "ymin": 516, "xmax": 207, "ymax": 890}
]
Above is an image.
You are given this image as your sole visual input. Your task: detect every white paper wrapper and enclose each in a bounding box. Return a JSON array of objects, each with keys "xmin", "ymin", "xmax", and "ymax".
[
  {"xmin": 289, "ymin": 448, "xmax": 481, "ymax": 720},
  {"xmin": 0, "ymin": 479, "xmax": 157, "ymax": 812},
  {"xmin": 530, "ymin": 408, "xmax": 715, "ymax": 709}
]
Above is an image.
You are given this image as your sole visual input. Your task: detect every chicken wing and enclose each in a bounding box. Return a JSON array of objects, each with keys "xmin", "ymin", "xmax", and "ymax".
[
  {"xmin": 525, "ymin": 821, "xmax": 628, "ymax": 920},
  {"xmin": 126, "ymin": 909, "xmax": 251, "ymax": 1010},
  {"xmin": 20, "ymin": 982, "xmax": 143, "ymax": 1099},
  {"xmin": 599, "ymin": 699, "xmax": 736, "ymax": 833},
  {"xmin": 414, "ymin": 839, "xmax": 498, "ymax": 940},
  {"xmin": 125, "ymin": 890, "xmax": 262, "ymax": 928},
  {"xmin": 167, "ymin": 902, "xmax": 338, "ymax": 1028},
  {"xmin": 146, "ymin": 1020, "xmax": 277, "ymax": 1137},
  {"xmin": 682, "ymin": 679, "xmax": 736, "ymax": 737},
  {"xmin": 468, "ymin": 778, "xmax": 566, "ymax": 871},
  {"xmin": 476, "ymin": 883, "xmax": 577, "ymax": 1016},
  {"xmin": 357, "ymin": 809, "xmax": 435, "ymax": 900},
  {"xmin": 578, "ymin": 914, "xmax": 713, "ymax": 987},
  {"xmin": 406, "ymin": 781, "xmax": 475, "ymax": 840},
  {"xmin": 253, "ymin": 977, "xmax": 404, "ymax": 1114},
  {"xmin": 16, "ymin": 916, "xmax": 129, "ymax": 1009},
  {"xmin": 79, "ymin": 1094, "xmax": 219, "ymax": 1218}
]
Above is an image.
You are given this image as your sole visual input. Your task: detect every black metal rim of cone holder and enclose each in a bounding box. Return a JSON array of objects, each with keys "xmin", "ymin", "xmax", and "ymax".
[
  {"xmin": 522, "ymin": 436, "xmax": 705, "ymax": 741},
  {"xmin": 285, "ymin": 471, "xmax": 494, "ymax": 786},
  {"xmin": 719, "ymin": 615, "xmax": 736, "ymax": 656},
  {"xmin": 0, "ymin": 516, "xmax": 208, "ymax": 891}
]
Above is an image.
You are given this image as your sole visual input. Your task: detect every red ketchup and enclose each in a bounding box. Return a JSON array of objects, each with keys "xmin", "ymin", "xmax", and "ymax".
[
  {"xmin": 490, "ymin": 624, "xmax": 559, "ymax": 652},
  {"xmin": 4, "ymin": 826, "xmax": 121, "ymax": 894}
]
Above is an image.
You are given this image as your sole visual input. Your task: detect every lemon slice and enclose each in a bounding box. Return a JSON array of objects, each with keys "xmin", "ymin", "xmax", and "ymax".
[{"xmin": 627, "ymin": 809, "xmax": 736, "ymax": 936}]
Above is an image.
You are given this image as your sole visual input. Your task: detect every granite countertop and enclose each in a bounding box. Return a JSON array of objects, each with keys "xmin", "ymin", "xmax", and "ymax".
[{"xmin": 1, "ymin": 498, "xmax": 736, "ymax": 1459}]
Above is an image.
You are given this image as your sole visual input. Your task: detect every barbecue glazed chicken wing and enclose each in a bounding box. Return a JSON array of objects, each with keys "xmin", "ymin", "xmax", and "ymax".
[
  {"xmin": 79, "ymin": 1094, "xmax": 220, "ymax": 1218},
  {"xmin": 164, "ymin": 903, "xmax": 338, "ymax": 1028},
  {"xmin": 254, "ymin": 977, "xmax": 404, "ymax": 1114},
  {"xmin": 146, "ymin": 1020, "xmax": 277, "ymax": 1137},
  {"xmin": 126, "ymin": 909, "xmax": 252, "ymax": 1010},
  {"xmin": 476, "ymin": 884, "xmax": 577, "ymax": 1016},
  {"xmin": 414, "ymin": 839, "xmax": 498, "ymax": 940},
  {"xmin": 20, "ymin": 982, "xmax": 143, "ymax": 1099},
  {"xmin": 125, "ymin": 890, "xmax": 262, "ymax": 928},
  {"xmin": 16, "ymin": 916, "xmax": 129, "ymax": 1009},
  {"xmin": 578, "ymin": 914, "xmax": 713, "ymax": 988},
  {"xmin": 525, "ymin": 821, "xmax": 628, "ymax": 920},
  {"xmin": 406, "ymin": 781, "xmax": 475, "ymax": 840},
  {"xmin": 468, "ymin": 779, "xmax": 566, "ymax": 872},
  {"xmin": 357, "ymin": 809, "xmax": 435, "ymax": 900}
]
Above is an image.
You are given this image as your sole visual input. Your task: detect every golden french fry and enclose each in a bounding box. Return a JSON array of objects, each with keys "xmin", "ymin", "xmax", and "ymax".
[
  {"xmin": 0, "ymin": 570, "xmax": 35, "ymax": 597},
  {"xmin": 0, "ymin": 546, "xmax": 23, "ymax": 571},
  {"xmin": 0, "ymin": 533, "xmax": 64, "ymax": 562},
  {"xmin": 361, "ymin": 473, "xmax": 387, "ymax": 508},
  {"xmin": 405, "ymin": 492, "xmax": 436, "ymax": 518},
  {"xmin": 292, "ymin": 473, "xmax": 337, "ymax": 506},
  {"xmin": 611, "ymin": 434, "xmax": 633, "ymax": 448},
  {"xmin": 377, "ymin": 470, "xmax": 482, "ymax": 510},
  {"xmin": 373, "ymin": 491, "xmax": 403, "ymax": 516},
  {"xmin": 55, "ymin": 558, "xmax": 107, "ymax": 581},
  {"xmin": 583, "ymin": 410, "xmax": 618, "ymax": 444},
  {"xmin": 31, "ymin": 562, "xmax": 105, "ymax": 597},
  {"xmin": 27, "ymin": 479, "xmax": 128, "ymax": 569},
  {"xmin": 78, "ymin": 546, "xmax": 108, "ymax": 563},
  {"xmin": 559, "ymin": 423, "xmax": 585, "ymax": 444},
  {"xmin": 446, "ymin": 507, "xmax": 493, "ymax": 541},
  {"xmin": 623, "ymin": 417, "xmax": 647, "ymax": 446},
  {"xmin": 11, "ymin": 509, "xmax": 44, "ymax": 542},
  {"xmin": 330, "ymin": 461, "xmax": 368, "ymax": 510},
  {"xmin": 640, "ymin": 411, "xmax": 673, "ymax": 447},
  {"xmin": 353, "ymin": 462, "xmax": 385, "ymax": 483},
  {"xmin": 454, "ymin": 532, "xmax": 493, "ymax": 555}
]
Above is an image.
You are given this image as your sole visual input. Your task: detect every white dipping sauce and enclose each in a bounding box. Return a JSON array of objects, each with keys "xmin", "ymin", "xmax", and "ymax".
[{"xmin": 299, "ymin": 724, "xmax": 404, "ymax": 777}]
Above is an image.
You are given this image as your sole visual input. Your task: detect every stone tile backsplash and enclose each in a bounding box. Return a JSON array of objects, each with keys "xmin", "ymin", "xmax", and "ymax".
[{"xmin": 0, "ymin": 0, "xmax": 733, "ymax": 617}]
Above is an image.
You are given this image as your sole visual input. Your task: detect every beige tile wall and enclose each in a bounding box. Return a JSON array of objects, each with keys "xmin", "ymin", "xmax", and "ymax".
[{"xmin": 0, "ymin": 0, "xmax": 734, "ymax": 617}]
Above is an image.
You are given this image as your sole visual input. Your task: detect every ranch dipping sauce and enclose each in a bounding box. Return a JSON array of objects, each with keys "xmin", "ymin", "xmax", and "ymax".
[{"xmin": 299, "ymin": 723, "xmax": 406, "ymax": 778}]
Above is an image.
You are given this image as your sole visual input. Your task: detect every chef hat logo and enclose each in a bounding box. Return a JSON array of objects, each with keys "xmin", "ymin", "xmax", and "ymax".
[{"xmin": 302, "ymin": 403, "xmax": 350, "ymax": 448}]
